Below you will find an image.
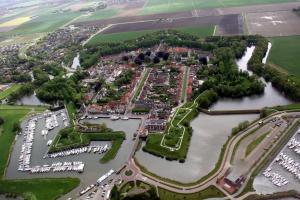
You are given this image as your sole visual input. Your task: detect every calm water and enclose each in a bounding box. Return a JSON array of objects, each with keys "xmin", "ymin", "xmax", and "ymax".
[
  {"xmin": 71, "ymin": 53, "xmax": 80, "ymax": 70},
  {"xmin": 135, "ymin": 44, "xmax": 293, "ymax": 183},
  {"xmin": 211, "ymin": 45, "xmax": 293, "ymax": 110},
  {"xmin": 135, "ymin": 113, "xmax": 259, "ymax": 182},
  {"xmin": 6, "ymin": 113, "xmax": 140, "ymax": 198},
  {"xmin": 17, "ymin": 92, "xmax": 44, "ymax": 106}
]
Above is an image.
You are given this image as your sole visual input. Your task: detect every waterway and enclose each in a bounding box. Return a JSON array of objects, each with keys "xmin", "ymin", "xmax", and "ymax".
[
  {"xmin": 135, "ymin": 43, "xmax": 293, "ymax": 183},
  {"xmin": 135, "ymin": 113, "xmax": 259, "ymax": 182},
  {"xmin": 71, "ymin": 53, "xmax": 80, "ymax": 70},
  {"xmin": 6, "ymin": 113, "xmax": 140, "ymax": 198},
  {"xmin": 17, "ymin": 92, "xmax": 44, "ymax": 106},
  {"xmin": 211, "ymin": 44, "xmax": 293, "ymax": 110}
]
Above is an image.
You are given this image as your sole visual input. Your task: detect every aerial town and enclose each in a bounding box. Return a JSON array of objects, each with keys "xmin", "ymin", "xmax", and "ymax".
[{"xmin": 1, "ymin": 0, "xmax": 300, "ymax": 200}]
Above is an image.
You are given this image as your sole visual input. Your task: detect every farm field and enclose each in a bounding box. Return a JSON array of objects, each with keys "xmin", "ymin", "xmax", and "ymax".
[
  {"xmin": 268, "ymin": 36, "xmax": 300, "ymax": 77},
  {"xmin": 0, "ymin": 16, "xmax": 32, "ymax": 28},
  {"xmin": 87, "ymin": 26, "xmax": 214, "ymax": 45},
  {"xmin": 0, "ymin": 84, "xmax": 21, "ymax": 100},
  {"xmin": 0, "ymin": 105, "xmax": 79, "ymax": 199},
  {"xmin": 76, "ymin": 8, "xmax": 120, "ymax": 22},
  {"xmin": 0, "ymin": 11, "xmax": 81, "ymax": 36},
  {"xmin": 141, "ymin": 0, "xmax": 300, "ymax": 15}
]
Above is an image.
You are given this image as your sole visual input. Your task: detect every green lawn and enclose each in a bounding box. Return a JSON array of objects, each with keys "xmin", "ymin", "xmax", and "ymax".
[
  {"xmin": 100, "ymin": 139, "xmax": 123, "ymax": 163},
  {"xmin": 0, "ymin": 105, "xmax": 79, "ymax": 199},
  {"xmin": 2, "ymin": 11, "xmax": 81, "ymax": 35},
  {"xmin": 88, "ymin": 29, "xmax": 157, "ymax": 44},
  {"xmin": 158, "ymin": 185, "xmax": 225, "ymax": 200},
  {"xmin": 0, "ymin": 178, "xmax": 79, "ymax": 200},
  {"xmin": 245, "ymin": 131, "xmax": 270, "ymax": 157},
  {"xmin": 88, "ymin": 26, "xmax": 214, "ymax": 45},
  {"xmin": 0, "ymin": 84, "xmax": 21, "ymax": 100},
  {"xmin": 268, "ymin": 36, "xmax": 300, "ymax": 77},
  {"xmin": 141, "ymin": 0, "xmax": 300, "ymax": 15},
  {"xmin": 65, "ymin": 102, "xmax": 76, "ymax": 126}
]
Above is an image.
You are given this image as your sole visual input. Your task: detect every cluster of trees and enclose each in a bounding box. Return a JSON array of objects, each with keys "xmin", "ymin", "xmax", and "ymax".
[
  {"xmin": 231, "ymin": 121, "xmax": 250, "ymax": 136},
  {"xmin": 33, "ymin": 68, "xmax": 50, "ymax": 86},
  {"xmin": 194, "ymin": 46, "xmax": 264, "ymax": 99},
  {"xmin": 0, "ymin": 117, "xmax": 4, "ymax": 126},
  {"xmin": 36, "ymin": 71, "xmax": 87, "ymax": 103},
  {"xmin": 36, "ymin": 77, "xmax": 77, "ymax": 103},
  {"xmin": 196, "ymin": 89, "xmax": 219, "ymax": 109},
  {"xmin": 81, "ymin": 30, "xmax": 215, "ymax": 68},
  {"xmin": 248, "ymin": 36, "xmax": 300, "ymax": 101},
  {"xmin": 11, "ymin": 72, "xmax": 32, "ymax": 83},
  {"xmin": 8, "ymin": 83, "xmax": 34, "ymax": 103},
  {"xmin": 114, "ymin": 70, "xmax": 134, "ymax": 87}
]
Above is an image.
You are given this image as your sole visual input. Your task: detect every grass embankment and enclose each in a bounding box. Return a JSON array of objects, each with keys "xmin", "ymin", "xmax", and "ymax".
[
  {"xmin": 268, "ymin": 36, "xmax": 300, "ymax": 78},
  {"xmin": 0, "ymin": 105, "xmax": 79, "ymax": 199},
  {"xmin": 100, "ymin": 139, "xmax": 123, "ymax": 163},
  {"xmin": 245, "ymin": 131, "xmax": 270, "ymax": 157},
  {"xmin": 87, "ymin": 132, "xmax": 126, "ymax": 163},
  {"xmin": 50, "ymin": 125, "xmax": 126, "ymax": 163},
  {"xmin": 133, "ymin": 68, "xmax": 151, "ymax": 100},
  {"xmin": 158, "ymin": 185, "xmax": 225, "ymax": 200},
  {"xmin": 88, "ymin": 26, "xmax": 214, "ymax": 45},
  {"xmin": 143, "ymin": 90, "xmax": 216, "ymax": 162},
  {"xmin": 181, "ymin": 66, "xmax": 189, "ymax": 102},
  {"xmin": 65, "ymin": 102, "xmax": 76, "ymax": 125},
  {"xmin": 0, "ymin": 84, "xmax": 21, "ymax": 100},
  {"xmin": 140, "ymin": 0, "xmax": 297, "ymax": 15},
  {"xmin": 271, "ymin": 103, "xmax": 300, "ymax": 111}
]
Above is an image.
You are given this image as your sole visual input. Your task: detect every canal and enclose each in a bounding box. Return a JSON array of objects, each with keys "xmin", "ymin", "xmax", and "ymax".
[{"xmin": 135, "ymin": 43, "xmax": 293, "ymax": 183}]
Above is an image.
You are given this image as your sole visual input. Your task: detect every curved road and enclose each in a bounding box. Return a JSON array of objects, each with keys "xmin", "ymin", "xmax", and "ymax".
[{"xmin": 123, "ymin": 111, "xmax": 300, "ymax": 198}]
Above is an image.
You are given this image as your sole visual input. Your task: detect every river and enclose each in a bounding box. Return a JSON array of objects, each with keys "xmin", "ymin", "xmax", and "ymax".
[
  {"xmin": 71, "ymin": 53, "xmax": 80, "ymax": 70},
  {"xmin": 211, "ymin": 44, "xmax": 293, "ymax": 110}
]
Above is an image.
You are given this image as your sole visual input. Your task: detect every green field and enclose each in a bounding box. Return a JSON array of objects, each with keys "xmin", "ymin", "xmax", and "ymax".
[
  {"xmin": 76, "ymin": 8, "xmax": 120, "ymax": 22},
  {"xmin": 0, "ymin": 105, "xmax": 79, "ymax": 199},
  {"xmin": 141, "ymin": 0, "xmax": 300, "ymax": 15},
  {"xmin": 0, "ymin": 178, "xmax": 79, "ymax": 200},
  {"xmin": 88, "ymin": 26, "xmax": 214, "ymax": 45},
  {"xmin": 245, "ymin": 131, "xmax": 270, "ymax": 157},
  {"xmin": 0, "ymin": 84, "xmax": 21, "ymax": 100},
  {"xmin": 1, "ymin": 11, "xmax": 81, "ymax": 36},
  {"xmin": 268, "ymin": 36, "xmax": 300, "ymax": 77},
  {"xmin": 158, "ymin": 185, "xmax": 225, "ymax": 200}
]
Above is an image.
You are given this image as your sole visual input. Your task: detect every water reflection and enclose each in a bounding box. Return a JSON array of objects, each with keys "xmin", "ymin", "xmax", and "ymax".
[
  {"xmin": 211, "ymin": 45, "xmax": 293, "ymax": 110},
  {"xmin": 135, "ymin": 113, "xmax": 258, "ymax": 182}
]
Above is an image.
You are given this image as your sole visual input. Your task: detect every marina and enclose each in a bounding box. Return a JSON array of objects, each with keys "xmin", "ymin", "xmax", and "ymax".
[
  {"xmin": 254, "ymin": 127, "xmax": 300, "ymax": 194},
  {"xmin": 134, "ymin": 45, "xmax": 292, "ymax": 183},
  {"xmin": 6, "ymin": 115, "xmax": 140, "ymax": 199},
  {"xmin": 45, "ymin": 145, "xmax": 109, "ymax": 158}
]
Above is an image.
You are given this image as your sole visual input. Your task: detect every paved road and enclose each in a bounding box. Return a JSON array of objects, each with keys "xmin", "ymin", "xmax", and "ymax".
[{"xmin": 126, "ymin": 111, "xmax": 300, "ymax": 197}]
